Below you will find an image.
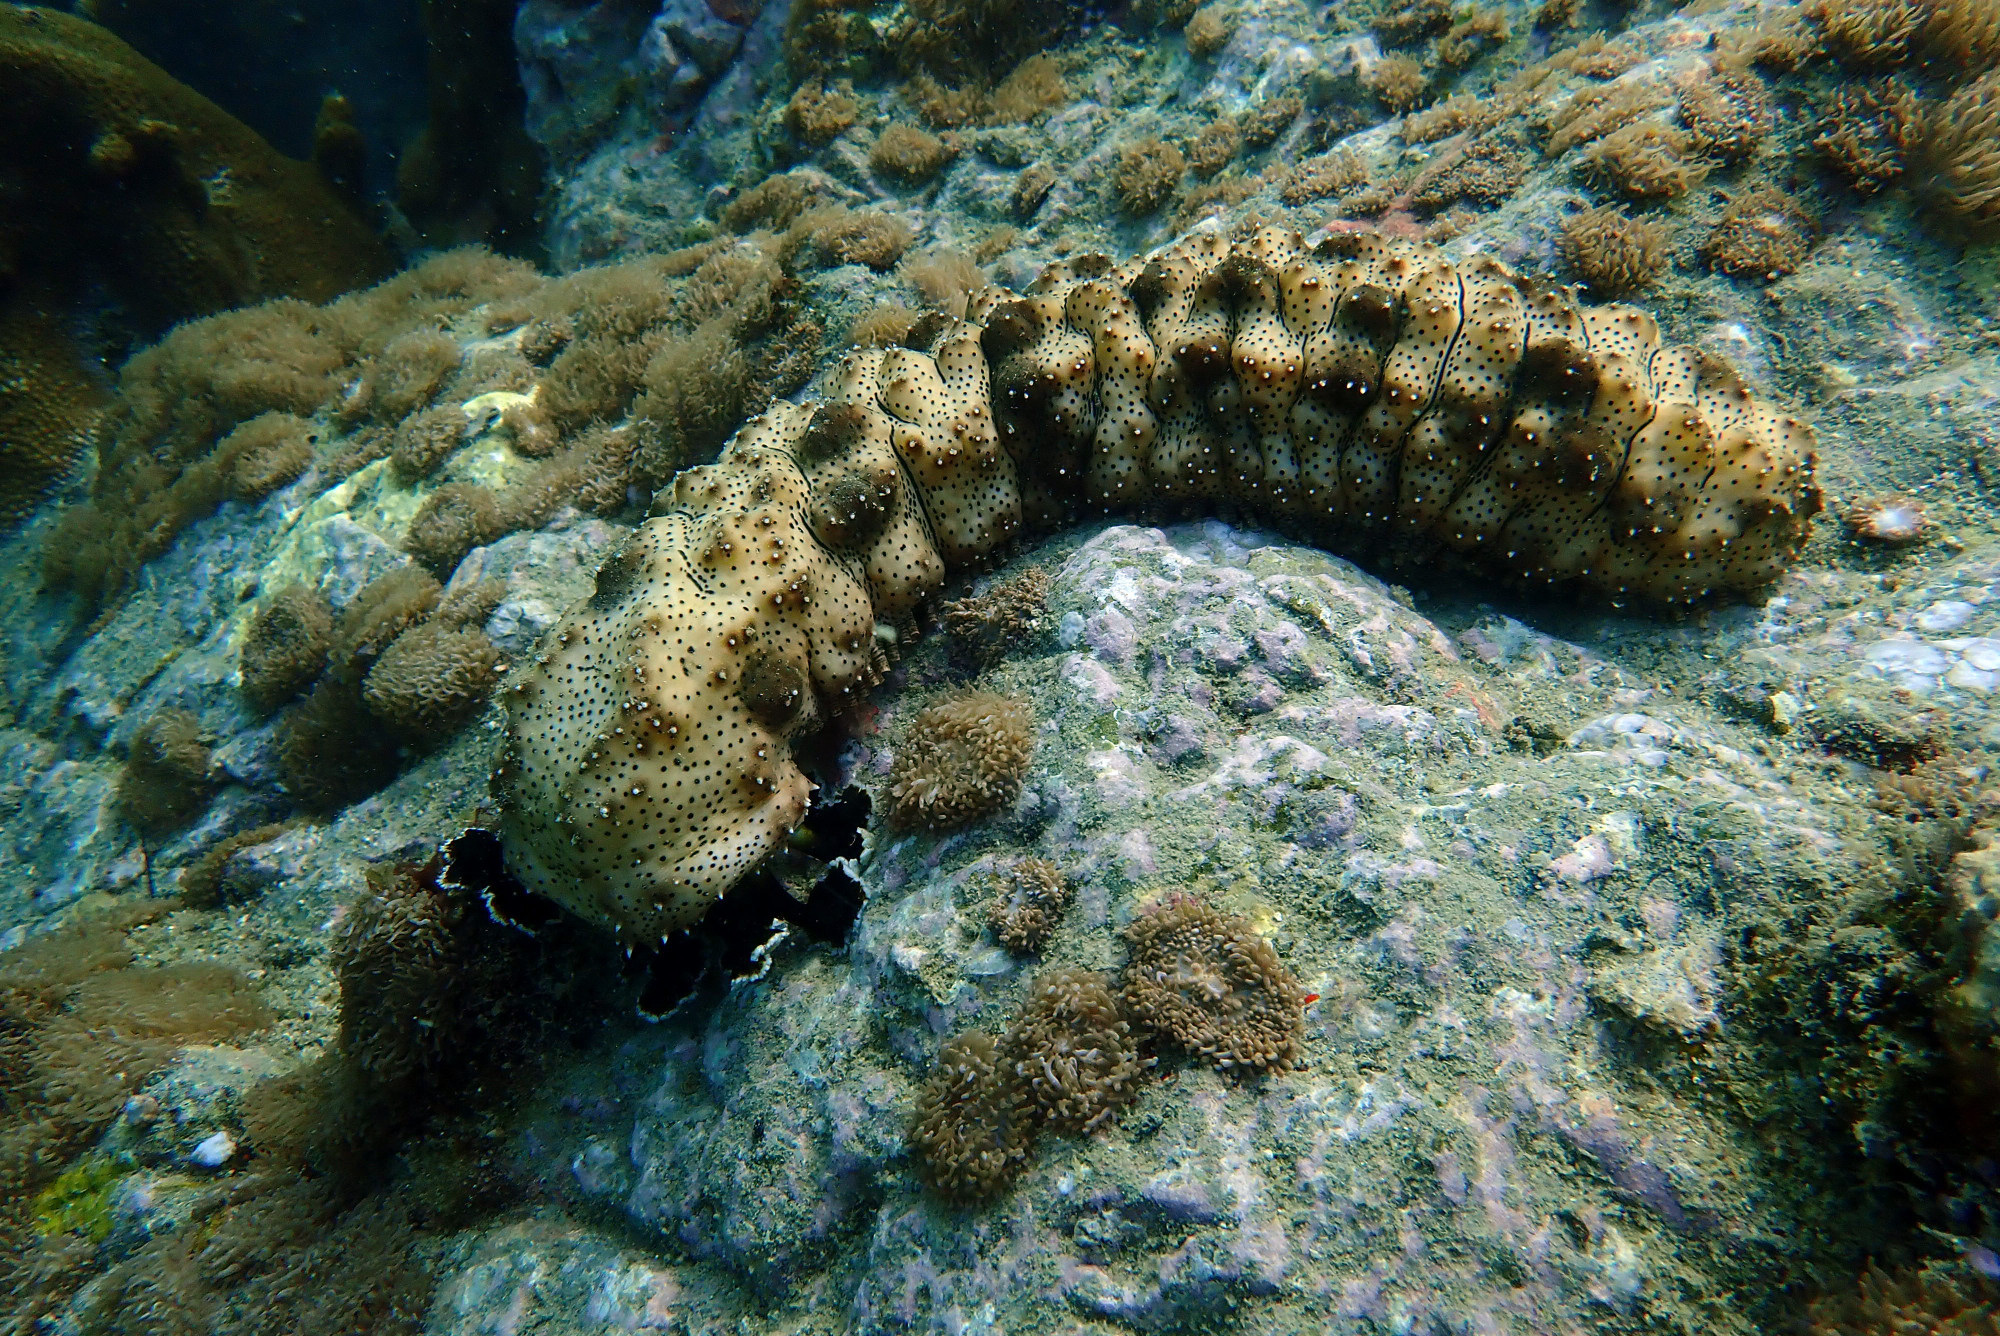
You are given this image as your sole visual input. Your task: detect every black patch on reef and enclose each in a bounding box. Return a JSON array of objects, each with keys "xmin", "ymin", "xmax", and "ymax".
[
  {"xmin": 632, "ymin": 785, "xmax": 871, "ymax": 1018},
  {"xmin": 588, "ymin": 537, "xmax": 643, "ymax": 612},
  {"xmin": 442, "ymin": 825, "xmax": 563, "ymax": 935}
]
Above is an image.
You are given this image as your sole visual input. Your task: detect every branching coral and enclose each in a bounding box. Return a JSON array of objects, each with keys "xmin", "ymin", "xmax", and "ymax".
[
  {"xmin": 1121, "ymin": 894, "xmax": 1307, "ymax": 1073},
  {"xmin": 888, "ymin": 692, "xmax": 1035, "ymax": 831}
]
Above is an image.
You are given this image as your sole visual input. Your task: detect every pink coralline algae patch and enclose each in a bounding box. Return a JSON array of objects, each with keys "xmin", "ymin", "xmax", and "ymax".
[{"xmin": 1549, "ymin": 833, "xmax": 1617, "ymax": 883}]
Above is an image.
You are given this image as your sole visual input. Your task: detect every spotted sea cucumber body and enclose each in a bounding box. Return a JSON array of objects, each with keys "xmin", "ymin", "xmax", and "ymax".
[{"xmin": 496, "ymin": 226, "xmax": 1821, "ymax": 943}]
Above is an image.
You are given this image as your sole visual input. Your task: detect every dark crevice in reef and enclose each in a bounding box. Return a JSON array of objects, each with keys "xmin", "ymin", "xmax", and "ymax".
[
  {"xmin": 456, "ymin": 785, "xmax": 871, "ymax": 1021},
  {"xmin": 631, "ymin": 784, "xmax": 872, "ymax": 1018}
]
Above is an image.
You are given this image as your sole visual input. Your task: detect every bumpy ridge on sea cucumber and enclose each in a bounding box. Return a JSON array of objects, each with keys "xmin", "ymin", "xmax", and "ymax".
[{"xmin": 495, "ymin": 225, "xmax": 1820, "ymax": 943}]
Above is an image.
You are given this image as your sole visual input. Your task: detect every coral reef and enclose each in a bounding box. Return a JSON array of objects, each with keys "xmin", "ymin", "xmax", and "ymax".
[
  {"xmin": 907, "ymin": 1032, "xmax": 1027, "ymax": 1204},
  {"xmin": 911, "ymin": 897, "xmax": 1294, "ymax": 1201},
  {"xmin": 40, "ymin": 247, "xmax": 539, "ymax": 619},
  {"xmin": 1579, "ymin": 122, "xmax": 1710, "ymax": 201},
  {"xmin": 0, "ymin": 903, "xmax": 270, "ymax": 1329},
  {"xmin": 1703, "ymin": 187, "xmax": 1817, "ymax": 280},
  {"xmin": 887, "ymin": 692, "xmax": 1036, "ymax": 832},
  {"xmin": 1816, "ymin": 77, "xmax": 1924, "ymax": 192},
  {"xmin": 361, "ymin": 623, "xmax": 502, "ymax": 745},
  {"xmin": 1112, "ymin": 138, "xmax": 1185, "ymax": 215},
  {"xmin": 986, "ymin": 856, "xmax": 1072, "ymax": 952},
  {"xmin": 1809, "ymin": 1263, "xmax": 2000, "ymax": 1335},
  {"xmin": 240, "ymin": 584, "xmax": 336, "ymax": 713},
  {"xmin": 941, "ymin": 566, "xmax": 1051, "ymax": 669},
  {"xmin": 1921, "ymin": 72, "xmax": 2000, "ymax": 236},
  {"xmin": 255, "ymin": 565, "xmax": 503, "ymax": 807},
  {"xmin": 785, "ymin": 80, "xmax": 860, "ymax": 145},
  {"xmin": 871, "ymin": 123, "xmax": 955, "ymax": 184},
  {"xmin": 1010, "ymin": 968, "xmax": 1146, "ymax": 1133},
  {"xmin": 1121, "ymin": 893, "xmax": 1306, "ymax": 1073},
  {"xmin": 499, "ymin": 225, "xmax": 1821, "ymax": 942},
  {"xmin": 115, "ymin": 708, "xmax": 214, "ymax": 839},
  {"xmin": 178, "ymin": 821, "xmax": 298, "ymax": 908},
  {"xmin": 217, "ymin": 411, "xmax": 317, "ymax": 501},
  {"xmin": 1559, "ymin": 204, "xmax": 1669, "ymax": 295},
  {"xmin": 0, "ymin": 4, "xmax": 389, "ymax": 527},
  {"xmin": 1184, "ymin": 7, "xmax": 1232, "ymax": 58}
]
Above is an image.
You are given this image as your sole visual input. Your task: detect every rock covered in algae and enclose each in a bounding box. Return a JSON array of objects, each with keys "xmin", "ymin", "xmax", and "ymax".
[{"xmin": 467, "ymin": 518, "xmax": 1887, "ymax": 1334}]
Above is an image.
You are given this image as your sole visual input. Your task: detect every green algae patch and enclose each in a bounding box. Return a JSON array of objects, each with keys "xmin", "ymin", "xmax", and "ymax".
[{"xmin": 33, "ymin": 1153, "xmax": 132, "ymax": 1242}]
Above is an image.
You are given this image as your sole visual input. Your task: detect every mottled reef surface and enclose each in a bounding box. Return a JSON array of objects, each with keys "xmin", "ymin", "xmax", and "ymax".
[{"xmin": 4, "ymin": 0, "xmax": 2000, "ymax": 1331}]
